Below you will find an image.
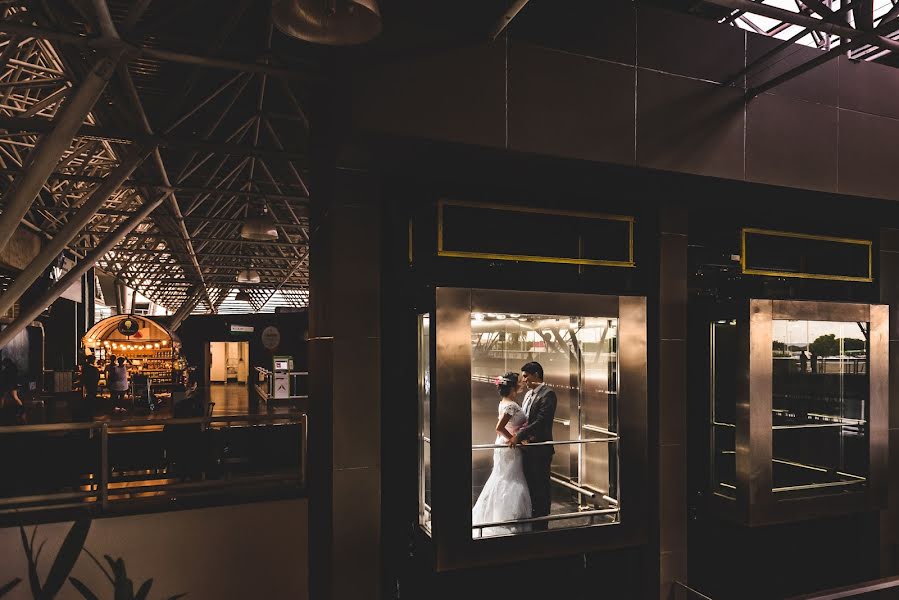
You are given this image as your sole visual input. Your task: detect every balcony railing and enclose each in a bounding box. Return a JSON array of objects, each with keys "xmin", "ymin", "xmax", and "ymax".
[{"xmin": 0, "ymin": 413, "xmax": 306, "ymax": 516}]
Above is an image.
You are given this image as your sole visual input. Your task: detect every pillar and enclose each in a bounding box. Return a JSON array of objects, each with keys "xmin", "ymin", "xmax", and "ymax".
[{"xmin": 658, "ymin": 204, "xmax": 688, "ymax": 599}]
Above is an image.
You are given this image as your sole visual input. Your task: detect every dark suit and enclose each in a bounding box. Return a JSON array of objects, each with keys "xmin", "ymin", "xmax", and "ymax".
[{"xmin": 517, "ymin": 384, "xmax": 557, "ymax": 529}]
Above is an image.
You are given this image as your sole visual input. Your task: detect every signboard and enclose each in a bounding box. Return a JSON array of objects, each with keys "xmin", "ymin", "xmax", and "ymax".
[
  {"xmin": 230, "ymin": 324, "xmax": 254, "ymax": 334},
  {"xmin": 261, "ymin": 326, "xmax": 280, "ymax": 350},
  {"xmin": 117, "ymin": 318, "xmax": 140, "ymax": 336}
]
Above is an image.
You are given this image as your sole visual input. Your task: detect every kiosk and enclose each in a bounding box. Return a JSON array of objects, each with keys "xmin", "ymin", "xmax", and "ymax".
[{"xmin": 272, "ymin": 355, "xmax": 293, "ymax": 399}]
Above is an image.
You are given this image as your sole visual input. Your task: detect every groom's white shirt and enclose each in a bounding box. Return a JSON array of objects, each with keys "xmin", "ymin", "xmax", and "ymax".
[{"xmin": 523, "ymin": 383, "xmax": 545, "ymax": 417}]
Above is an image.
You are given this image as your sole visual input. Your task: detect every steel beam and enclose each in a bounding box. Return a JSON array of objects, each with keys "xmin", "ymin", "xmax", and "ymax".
[
  {"xmin": 0, "ymin": 191, "xmax": 171, "ymax": 350},
  {"xmin": 705, "ymin": 0, "xmax": 899, "ymax": 53},
  {"xmin": 0, "ymin": 146, "xmax": 152, "ymax": 317},
  {"xmin": 0, "ymin": 50, "xmax": 123, "ymax": 255},
  {"xmin": 169, "ymin": 286, "xmax": 203, "ymax": 332}
]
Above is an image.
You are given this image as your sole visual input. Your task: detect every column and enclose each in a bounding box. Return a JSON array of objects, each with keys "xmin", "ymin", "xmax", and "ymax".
[{"xmin": 658, "ymin": 204, "xmax": 688, "ymax": 599}]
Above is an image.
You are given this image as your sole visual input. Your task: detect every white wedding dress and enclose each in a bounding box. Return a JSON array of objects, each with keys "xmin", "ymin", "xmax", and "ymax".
[{"xmin": 471, "ymin": 400, "xmax": 532, "ymax": 537}]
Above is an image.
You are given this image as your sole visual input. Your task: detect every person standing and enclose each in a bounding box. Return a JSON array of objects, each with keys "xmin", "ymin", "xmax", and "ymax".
[
  {"xmin": 80, "ymin": 355, "xmax": 100, "ymax": 420},
  {"xmin": 510, "ymin": 361, "xmax": 557, "ymax": 531},
  {"xmin": 108, "ymin": 356, "xmax": 130, "ymax": 414}
]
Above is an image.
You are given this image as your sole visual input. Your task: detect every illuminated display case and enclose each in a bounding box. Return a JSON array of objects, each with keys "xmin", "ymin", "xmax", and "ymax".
[
  {"xmin": 710, "ymin": 299, "xmax": 887, "ymax": 525},
  {"xmin": 419, "ymin": 288, "xmax": 647, "ymax": 570}
]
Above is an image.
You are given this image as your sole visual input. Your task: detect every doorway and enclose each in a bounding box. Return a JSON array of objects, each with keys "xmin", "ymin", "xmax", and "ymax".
[{"xmin": 209, "ymin": 341, "xmax": 249, "ymax": 415}]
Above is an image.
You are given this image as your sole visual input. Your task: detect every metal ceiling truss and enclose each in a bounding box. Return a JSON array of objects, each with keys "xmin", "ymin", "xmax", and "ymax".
[
  {"xmin": 703, "ymin": 0, "xmax": 899, "ymax": 97},
  {"xmin": 0, "ymin": 0, "xmax": 312, "ymax": 319}
]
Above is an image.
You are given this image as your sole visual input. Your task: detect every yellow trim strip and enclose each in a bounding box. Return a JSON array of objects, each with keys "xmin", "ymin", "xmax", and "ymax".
[
  {"xmin": 741, "ymin": 227, "xmax": 873, "ymax": 283},
  {"xmin": 437, "ymin": 199, "xmax": 635, "ymax": 268}
]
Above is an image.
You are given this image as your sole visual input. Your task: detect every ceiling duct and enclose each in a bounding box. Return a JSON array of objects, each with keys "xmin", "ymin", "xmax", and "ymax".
[{"xmin": 272, "ymin": 0, "xmax": 382, "ymax": 45}]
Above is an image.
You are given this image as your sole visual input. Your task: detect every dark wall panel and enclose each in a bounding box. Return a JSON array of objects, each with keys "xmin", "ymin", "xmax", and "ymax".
[
  {"xmin": 637, "ymin": 70, "xmax": 744, "ymax": 180},
  {"xmin": 509, "ymin": 43, "xmax": 635, "ymax": 164},
  {"xmin": 838, "ymin": 108, "xmax": 899, "ymax": 200},
  {"xmin": 636, "ymin": 6, "xmax": 744, "ymax": 83},
  {"xmin": 746, "ymin": 35, "xmax": 838, "ymax": 106},
  {"xmin": 746, "ymin": 93, "xmax": 838, "ymax": 192},
  {"xmin": 839, "ymin": 57, "xmax": 899, "ymax": 120},
  {"xmin": 352, "ymin": 43, "xmax": 506, "ymax": 148},
  {"xmin": 510, "ymin": 0, "xmax": 635, "ymax": 64}
]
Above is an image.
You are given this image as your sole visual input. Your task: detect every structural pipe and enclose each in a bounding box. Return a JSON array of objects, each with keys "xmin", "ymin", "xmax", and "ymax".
[
  {"xmin": 0, "ymin": 191, "xmax": 172, "ymax": 350},
  {"xmin": 704, "ymin": 0, "xmax": 899, "ymax": 53},
  {"xmin": 0, "ymin": 147, "xmax": 152, "ymax": 318},
  {"xmin": 0, "ymin": 51, "xmax": 123, "ymax": 255},
  {"xmin": 169, "ymin": 286, "xmax": 203, "ymax": 332},
  {"xmin": 490, "ymin": 0, "xmax": 531, "ymax": 40}
]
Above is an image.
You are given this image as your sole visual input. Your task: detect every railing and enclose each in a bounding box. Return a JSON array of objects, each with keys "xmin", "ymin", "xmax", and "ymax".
[
  {"xmin": 786, "ymin": 575, "xmax": 899, "ymax": 599},
  {"xmin": 254, "ymin": 366, "xmax": 308, "ymax": 402},
  {"xmin": 471, "ymin": 438, "xmax": 619, "ymax": 533},
  {"xmin": 0, "ymin": 413, "xmax": 306, "ymax": 516},
  {"xmin": 673, "ymin": 581, "xmax": 715, "ymax": 600}
]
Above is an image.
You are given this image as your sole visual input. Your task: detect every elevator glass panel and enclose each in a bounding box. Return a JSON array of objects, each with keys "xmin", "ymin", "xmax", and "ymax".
[
  {"xmin": 470, "ymin": 313, "xmax": 620, "ymax": 538},
  {"xmin": 772, "ymin": 320, "xmax": 869, "ymax": 497},
  {"xmin": 711, "ymin": 321, "xmax": 737, "ymax": 499},
  {"xmin": 418, "ymin": 314, "xmax": 432, "ymax": 535}
]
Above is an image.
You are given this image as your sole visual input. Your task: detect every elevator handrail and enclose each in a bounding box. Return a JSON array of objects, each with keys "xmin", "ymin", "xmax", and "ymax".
[{"xmin": 785, "ymin": 574, "xmax": 899, "ymax": 599}]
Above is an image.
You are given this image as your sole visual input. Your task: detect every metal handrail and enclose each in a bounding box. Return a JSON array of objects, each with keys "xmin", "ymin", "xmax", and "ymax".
[
  {"xmin": 673, "ymin": 581, "xmax": 714, "ymax": 600},
  {"xmin": 786, "ymin": 574, "xmax": 899, "ymax": 599},
  {"xmin": 472, "ymin": 436, "xmax": 618, "ymax": 450},
  {"xmin": 0, "ymin": 413, "xmax": 307, "ymax": 514},
  {"xmin": 473, "ymin": 507, "xmax": 619, "ymax": 529}
]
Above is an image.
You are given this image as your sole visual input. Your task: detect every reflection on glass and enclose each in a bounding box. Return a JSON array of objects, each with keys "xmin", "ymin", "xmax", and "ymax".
[
  {"xmin": 711, "ymin": 321, "xmax": 737, "ymax": 499},
  {"xmin": 470, "ymin": 313, "xmax": 620, "ymax": 539},
  {"xmin": 418, "ymin": 314, "xmax": 432, "ymax": 535},
  {"xmin": 772, "ymin": 320, "xmax": 869, "ymax": 496}
]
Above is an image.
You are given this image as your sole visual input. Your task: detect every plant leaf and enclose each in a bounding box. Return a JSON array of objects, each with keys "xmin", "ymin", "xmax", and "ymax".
[
  {"xmin": 135, "ymin": 578, "xmax": 153, "ymax": 600},
  {"xmin": 114, "ymin": 575, "xmax": 133, "ymax": 600},
  {"xmin": 68, "ymin": 577, "xmax": 100, "ymax": 600},
  {"xmin": 19, "ymin": 523, "xmax": 40, "ymax": 598},
  {"xmin": 166, "ymin": 594, "xmax": 188, "ymax": 600},
  {"xmin": 41, "ymin": 519, "xmax": 91, "ymax": 599},
  {"xmin": 35, "ymin": 540, "xmax": 47, "ymax": 565},
  {"xmin": 83, "ymin": 548, "xmax": 114, "ymax": 584},
  {"xmin": 0, "ymin": 578, "xmax": 22, "ymax": 598},
  {"xmin": 104, "ymin": 555, "xmax": 122, "ymax": 582}
]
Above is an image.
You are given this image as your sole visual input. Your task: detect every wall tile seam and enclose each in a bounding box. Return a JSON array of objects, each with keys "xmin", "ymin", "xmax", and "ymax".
[
  {"xmin": 837, "ymin": 104, "xmax": 899, "ymax": 125},
  {"xmin": 753, "ymin": 89, "xmax": 839, "ymax": 111},
  {"xmin": 660, "ymin": 231, "xmax": 688, "ymax": 237},
  {"xmin": 660, "ymin": 338, "xmax": 686, "ymax": 342},
  {"xmin": 879, "ymin": 249, "xmax": 899, "ymax": 255}
]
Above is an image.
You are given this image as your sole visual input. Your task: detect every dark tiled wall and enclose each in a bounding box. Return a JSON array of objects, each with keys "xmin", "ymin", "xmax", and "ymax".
[{"xmin": 352, "ymin": 1, "xmax": 899, "ymax": 203}]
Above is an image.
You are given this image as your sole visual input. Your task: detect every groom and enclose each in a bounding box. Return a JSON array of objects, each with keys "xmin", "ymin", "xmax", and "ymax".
[{"xmin": 509, "ymin": 361, "xmax": 557, "ymax": 530}]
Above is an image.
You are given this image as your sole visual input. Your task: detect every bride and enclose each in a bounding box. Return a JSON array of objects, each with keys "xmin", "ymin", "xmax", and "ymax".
[{"xmin": 472, "ymin": 372, "xmax": 532, "ymax": 537}]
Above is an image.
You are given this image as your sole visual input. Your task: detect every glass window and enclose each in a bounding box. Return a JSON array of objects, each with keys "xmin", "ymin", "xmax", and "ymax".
[
  {"xmin": 772, "ymin": 320, "xmax": 869, "ymax": 497},
  {"xmin": 711, "ymin": 320, "xmax": 737, "ymax": 499},
  {"xmin": 470, "ymin": 313, "xmax": 620, "ymax": 538},
  {"xmin": 418, "ymin": 314, "xmax": 432, "ymax": 535}
]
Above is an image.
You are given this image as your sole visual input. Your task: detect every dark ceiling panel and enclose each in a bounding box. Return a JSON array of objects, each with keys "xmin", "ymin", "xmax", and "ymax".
[
  {"xmin": 637, "ymin": 70, "xmax": 745, "ymax": 180},
  {"xmin": 746, "ymin": 93, "xmax": 838, "ymax": 192},
  {"xmin": 746, "ymin": 33, "xmax": 838, "ymax": 106},
  {"xmin": 839, "ymin": 56, "xmax": 899, "ymax": 120},
  {"xmin": 838, "ymin": 108, "xmax": 899, "ymax": 201},
  {"xmin": 510, "ymin": 0, "xmax": 636, "ymax": 65},
  {"xmin": 509, "ymin": 43, "xmax": 635, "ymax": 164},
  {"xmin": 637, "ymin": 5, "xmax": 745, "ymax": 83}
]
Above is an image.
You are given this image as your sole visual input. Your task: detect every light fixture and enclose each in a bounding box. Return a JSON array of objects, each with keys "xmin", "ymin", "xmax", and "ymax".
[
  {"xmin": 235, "ymin": 290, "xmax": 252, "ymax": 303},
  {"xmin": 240, "ymin": 209, "xmax": 278, "ymax": 241},
  {"xmin": 236, "ymin": 269, "xmax": 261, "ymax": 284},
  {"xmin": 272, "ymin": 0, "xmax": 382, "ymax": 46}
]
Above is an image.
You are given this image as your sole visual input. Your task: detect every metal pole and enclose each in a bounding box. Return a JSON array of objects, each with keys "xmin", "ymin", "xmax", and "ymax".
[
  {"xmin": 490, "ymin": 0, "xmax": 531, "ymax": 40},
  {"xmin": 0, "ymin": 191, "xmax": 171, "ymax": 349},
  {"xmin": 0, "ymin": 51, "xmax": 124, "ymax": 255},
  {"xmin": 0, "ymin": 147, "xmax": 152, "ymax": 317},
  {"xmin": 100, "ymin": 422, "xmax": 108, "ymax": 510}
]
